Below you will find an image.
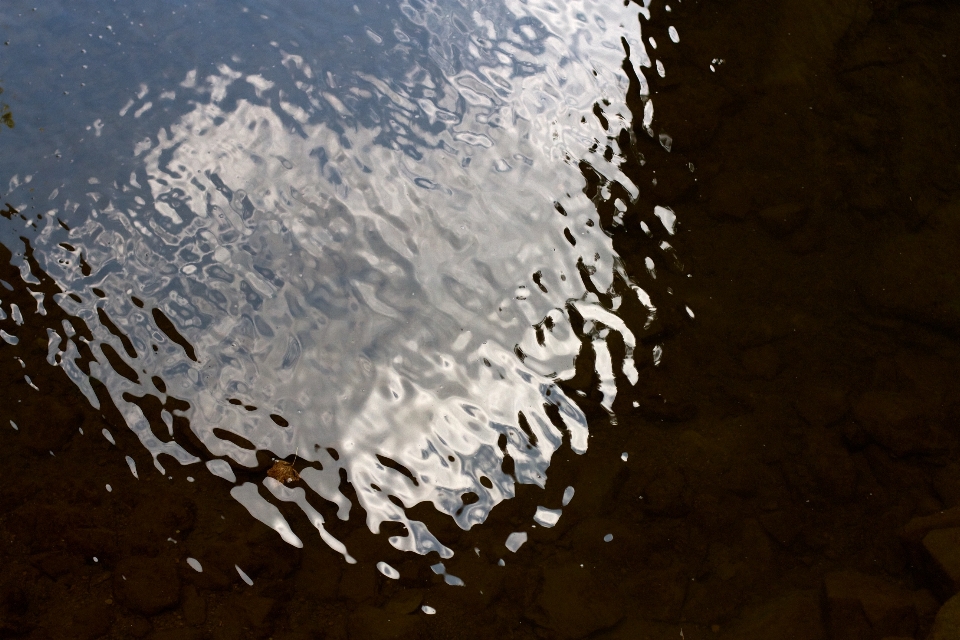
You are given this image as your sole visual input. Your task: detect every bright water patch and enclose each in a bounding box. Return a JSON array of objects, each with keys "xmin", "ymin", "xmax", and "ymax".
[{"xmin": 0, "ymin": 0, "xmax": 675, "ymax": 559}]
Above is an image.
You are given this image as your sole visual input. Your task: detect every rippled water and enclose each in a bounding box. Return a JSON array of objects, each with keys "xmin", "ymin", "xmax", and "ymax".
[{"xmin": 1, "ymin": 0, "xmax": 677, "ymax": 560}]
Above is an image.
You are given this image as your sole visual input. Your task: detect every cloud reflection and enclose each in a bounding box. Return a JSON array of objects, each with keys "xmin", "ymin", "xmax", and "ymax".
[{"xmin": 7, "ymin": 0, "xmax": 664, "ymax": 558}]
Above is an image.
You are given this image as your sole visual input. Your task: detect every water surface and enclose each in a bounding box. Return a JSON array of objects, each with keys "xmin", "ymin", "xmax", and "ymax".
[{"xmin": 1, "ymin": 0, "xmax": 677, "ymax": 560}]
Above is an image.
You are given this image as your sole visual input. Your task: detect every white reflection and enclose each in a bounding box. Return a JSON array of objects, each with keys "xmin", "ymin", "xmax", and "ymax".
[
  {"xmin": 236, "ymin": 564, "xmax": 254, "ymax": 586},
  {"xmin": 377, "ymin": 561, "xmax": 400, "ymax": 579},
  {"xmin": 15, "ymin": 0, "xmax": 670, "ymax": 560},
  {"xmin": 505, "ymin": 531, "xmax": 528, "ymax": 552},
  {"xmin": 533, "ymin": 506, "xmax": 562, "ymax": 527},
  {"xmin": 231, "ymin": 482, "xmax": 304, "ymax": 548}
]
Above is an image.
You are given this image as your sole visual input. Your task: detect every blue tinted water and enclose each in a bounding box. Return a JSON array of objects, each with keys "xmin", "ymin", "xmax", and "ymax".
[{"xmin": 0, "ymin": 0, "xmax": 676, "ymax": 560}]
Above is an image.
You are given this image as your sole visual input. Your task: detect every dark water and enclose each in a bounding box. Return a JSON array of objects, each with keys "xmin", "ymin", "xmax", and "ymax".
[{"xmin": 2, "ymin": 0, "xmax": 960, "ymax": 638}]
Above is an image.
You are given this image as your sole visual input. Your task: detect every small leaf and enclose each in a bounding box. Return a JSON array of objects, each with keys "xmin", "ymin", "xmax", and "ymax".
[{"xmin": 267, "ymin": 459, "xmax": 300, "ymax": 484}]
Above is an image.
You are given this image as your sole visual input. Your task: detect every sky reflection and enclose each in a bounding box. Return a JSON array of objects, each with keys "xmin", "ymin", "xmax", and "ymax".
[{"xmin": 0, "ymin": 0, "xmax": 674, "ymax": 560}]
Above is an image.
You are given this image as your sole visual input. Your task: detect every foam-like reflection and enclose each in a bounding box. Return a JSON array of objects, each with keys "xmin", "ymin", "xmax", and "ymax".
[{"xmin": 2, "ymin": 0, "xmax": 673, "ymax": 558}]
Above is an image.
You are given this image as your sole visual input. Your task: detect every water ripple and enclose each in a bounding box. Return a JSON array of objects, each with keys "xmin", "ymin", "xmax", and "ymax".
[{"xmin": 0, "ymin": 0, "xmax": 673, "ymax": 559}]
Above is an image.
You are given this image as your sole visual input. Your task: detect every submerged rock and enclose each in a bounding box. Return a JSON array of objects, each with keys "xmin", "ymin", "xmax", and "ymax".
[
  {"xmin": 113, "ymin": 556, "xmax": 181, "ymax": 616},
  {"xmin": 930, "ymin": 592, "xmax": 960, "ymax": 640},
  {"xmin": 740, "ymin": 344, "xmax": 781, "ymax": 380},
  {"xmin": 727, "ymin": 590, "xmax": 824, "ymax": 640},
  {"xmin": 902, "ymin": 506, "xmax": 960, "ymax": 545},
  {"xmin": 757, "ymin": 202, "xmax": 809, "ymax": 238},
  {"xmin": 922, "ymin": 527, "xmax": 960, "ymax": 594},
  {"xmin": 851, "ymin": 391, "xmax": 948, "ymax": 457},
  {"xmin": 537, "ymin": 563, "xmax": 624, "ymax": 639},
  {"xmin": 858, "ymin": 199, "xmax": 960, "ymax": 335},
  {"xmin": 822, "ymin": 570, "xmax": 937, "ymax": 639},
  {"xmin": 934, "ymin": 464, "xmax": 960, "ymax": 508}
]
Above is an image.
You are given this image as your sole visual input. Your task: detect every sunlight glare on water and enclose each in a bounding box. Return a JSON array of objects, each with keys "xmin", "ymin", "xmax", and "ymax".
[{"xmin": 0, "ymin": 0, "xmax": 676, "ymax": 560}]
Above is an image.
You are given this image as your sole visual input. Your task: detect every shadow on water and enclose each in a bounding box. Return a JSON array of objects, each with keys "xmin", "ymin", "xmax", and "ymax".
[
  {"xmin": 0, "ymin": 87, "xmax": 12, "ymax": 131},
  {"xmin": 2, "ymin": 0, "xmax": 960, "ymax": 638}
]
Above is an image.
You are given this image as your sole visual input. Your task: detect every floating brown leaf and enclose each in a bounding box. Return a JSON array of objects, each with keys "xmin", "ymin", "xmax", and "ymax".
[{"xmin": 267, "ymin": 459, "xmax": 300, "ymax": 484}]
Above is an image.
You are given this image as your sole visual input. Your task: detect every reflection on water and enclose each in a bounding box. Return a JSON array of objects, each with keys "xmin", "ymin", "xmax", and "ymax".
[{"xmin": 0, "ymin": 0, "xmax": 679, "ymax": 561}]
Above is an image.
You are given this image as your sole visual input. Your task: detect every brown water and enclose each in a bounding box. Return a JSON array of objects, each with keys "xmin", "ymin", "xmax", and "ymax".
[{"xmin": 2, "ymin": 0, "xmax": 960, "ymax": 638}]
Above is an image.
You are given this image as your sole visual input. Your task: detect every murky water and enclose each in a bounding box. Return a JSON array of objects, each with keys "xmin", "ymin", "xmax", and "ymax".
[
  {"xmin": 4, "ymin": 0, "xmax": 960, "ymax": 638},
  {"xmin": 1, "ymin": 0, "xmax": 677, "ymax": 559}
]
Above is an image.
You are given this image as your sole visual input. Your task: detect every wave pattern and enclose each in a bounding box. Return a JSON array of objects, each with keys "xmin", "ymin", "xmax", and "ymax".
[{"xmin": 2, "ymin": 0, "xmax": 672, "ymax": 558}]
